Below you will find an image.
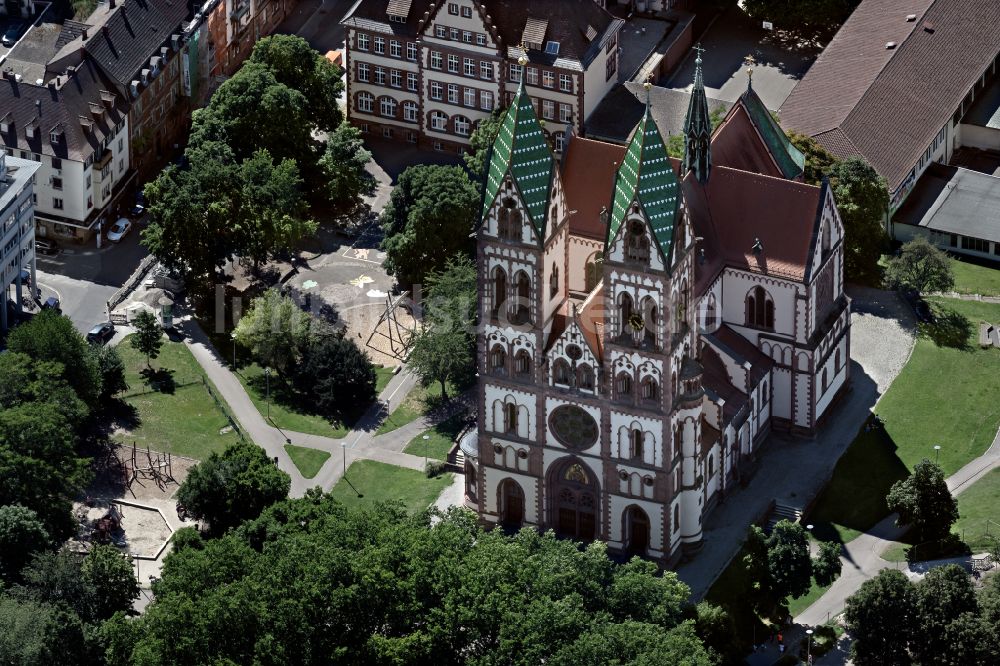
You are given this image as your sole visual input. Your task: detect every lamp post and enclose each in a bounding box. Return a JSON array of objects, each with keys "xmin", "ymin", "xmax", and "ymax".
[
  {"xmin": 264, "ymin": 367, "xmax": 271, "ymax": 420},
  {"xmin": 341, "ymin": 441, "xmax": 347, "ymax": 475},
  {"xmin": 422, "ymin": 434, "xmax": 430, "ymax": 467},
  {"xmin": 230, "ymin": 333, "xmax": 237, "ymax": 370},
  {"xmin": 934, "ymin": 445, "xmax": 941, "ymax": 464},
  {"xmin": 805, "ymin": 628, "xmax": 814, "ymax": 664}
]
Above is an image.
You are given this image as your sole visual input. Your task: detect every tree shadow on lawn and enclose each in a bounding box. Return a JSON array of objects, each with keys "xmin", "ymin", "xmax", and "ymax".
[
  {"xmin": 803, "ymin": 420, "xmax": 911, "ymax": 566},
  {"xmin": 921, "ymin": 304, "xmax": 974, "ymax": 350},
  {"xmin": 245, "ymin": 370, "xmax": 365, "ymax": 429},
  {"xmin": 139, "ymin": 367, "xmax": 178, "ymax": 394},
  {"xmin": 103, "ymin": 398, "xmax": 140, "ymax": 433}
]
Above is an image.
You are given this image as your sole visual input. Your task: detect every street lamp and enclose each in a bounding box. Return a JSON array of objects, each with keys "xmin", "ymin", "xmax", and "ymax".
[
  {"xmin": 264, "ymin": 367, "xmax": 271, "ymax": 420},
  {"xmin": 934, "ymin": 445, "xmax": 941, "ymax": 464},
  {"xmin": 341, "ymin": 442, "xmax": 347, "ymax": 475},
  {"xmin": 230, "ymin": 333, "xmax": 237, "ymax": 370},
  {"xmin": 422, "ymin": 434, "xmax": 430, "ymax": 467},
  {"xmin": 805, "ymin": 628, "xmax": 814, "ymax": 664}
]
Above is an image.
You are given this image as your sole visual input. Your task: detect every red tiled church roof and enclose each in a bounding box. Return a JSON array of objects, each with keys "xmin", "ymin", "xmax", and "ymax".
[
  {"xmin": 711, "ymin": 102, "xmax": 784, "ymax": 179},
  {"xmin": 561, "ymin": 136, "xmax": 625, "ymax": 240}
]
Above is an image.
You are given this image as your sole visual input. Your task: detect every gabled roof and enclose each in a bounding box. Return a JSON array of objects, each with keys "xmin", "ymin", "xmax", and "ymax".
[
  {"xmin": 739, "ymin": 84, "xmax": 804, "ymax": 180},
  {"xmin": 482, "ymin": 82, "xmax": 555, "ymax": 238},
  {"xmin": 779, "ymin": 0, "xmax": 1000, "ymax": 191},
  {"xmin": 561, "ymin": 136, "xmax": 624, "ymax": 240},
  {"xmin": 608, "ymin": 104, "xmax": 680, "ymax": 264}
]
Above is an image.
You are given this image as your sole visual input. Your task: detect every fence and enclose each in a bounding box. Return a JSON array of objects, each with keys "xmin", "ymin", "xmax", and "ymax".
[
  {"xmin": 202, "ymin": 375, "xmax": 248, "ymax": 443},
  {"xmin": 107, "ymin": 254, "xmax": 158, "ymax": 314}
]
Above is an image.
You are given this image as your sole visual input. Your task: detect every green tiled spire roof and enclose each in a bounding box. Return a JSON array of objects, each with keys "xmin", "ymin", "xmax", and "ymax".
[
  {"xmin": 481, "ymin": 82, "xmax": 555, "ymax": 238},
  {"xmin": 608, "ymin": 101, "xmax": 681, "ymax": 265},
  {"xmin": 741, "ymin": 84, "xmax": 805, "ymax": 180},
  {"xmin": 683, "ymin": 45, "xmax": 712, "ymax": 184}
]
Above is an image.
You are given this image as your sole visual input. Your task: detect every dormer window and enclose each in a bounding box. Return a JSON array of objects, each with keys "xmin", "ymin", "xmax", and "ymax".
[
  {"xmin": 0, "ymin": 114, "xmax": 10, "ymax": 133},
  {"xmin": 25, "ymin": 123, "xmax": 36, "ymax": 139},
  {"xmin": 544, "ymin": 41, "xmax": 560, "ymax": 55},
  {"xmin": 386, "ymin": 0, "xmax": 412, "ymax": 22},
  {"xmin": 522, "ymin": 17, "xmax": 548, "ymax": 51},
  {"xmin": 49, "ymin": 129, "xmax": 62, "ymax": 144},
  {"xmin": 626, "ymin": 220, "xmax": 650, "ymax": 262}
]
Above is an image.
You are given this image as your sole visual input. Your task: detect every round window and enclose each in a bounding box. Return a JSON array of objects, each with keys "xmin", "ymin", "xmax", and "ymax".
[{"xmin": 548, "ymin": 405, "xmax": 599, "ymax": 450}]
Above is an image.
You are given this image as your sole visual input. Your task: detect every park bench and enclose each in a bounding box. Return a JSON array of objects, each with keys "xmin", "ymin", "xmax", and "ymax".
[{"xmin": 972, "ymin": 555, "xmax": 993, "ymax": 572}]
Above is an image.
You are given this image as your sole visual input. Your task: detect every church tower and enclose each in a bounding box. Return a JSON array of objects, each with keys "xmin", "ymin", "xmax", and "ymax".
[{"xmin": 683, "ymin": 45, "xmax": 712, "ymax": 184}]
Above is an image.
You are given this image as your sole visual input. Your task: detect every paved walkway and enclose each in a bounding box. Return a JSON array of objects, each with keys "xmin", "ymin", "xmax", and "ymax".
[
  {"xmin": 795, "ymin": 426, "xmax": 1000, "ymax": 628},
  {"xmin": 177, "ymin": 316, "xmax": 462, "ymax": 497}
]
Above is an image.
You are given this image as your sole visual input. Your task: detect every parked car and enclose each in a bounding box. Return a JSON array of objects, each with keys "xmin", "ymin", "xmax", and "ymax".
[
  {"xmin": 1, "ymin": 22, "xmax": 24, "ymax": 48},
  {"xmin": 17, "ymin": 269, "xmax": 30, "ymax": 286},
  {"xmin": 42, "ymin": 296, "xmax": 60, "ymax": 312},
  {"xmin": 130, "ymin": 203, "xmax": 145, "ymax": 218},
  {"xmin": 35, "ymin": 239, "xmax": 57, "ymax": 255},
  {"xmin": 107, "ymin": 217, "xmax": 132, "ymax": 242},
  {"xmin": 86, "ymin": 322, "xmax": 115, "ymax": 344}
]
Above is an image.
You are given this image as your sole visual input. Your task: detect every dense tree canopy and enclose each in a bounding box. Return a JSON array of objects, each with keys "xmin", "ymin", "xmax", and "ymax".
[
  {"xmin": 886, "ymin": 459, "xmax": 959, "ymax": 544},
  {"xmin": 176, "ymin": 440, "xmax": 291, "ymax": 534},
  {"xmin": 787, "ymin": 131, "xmax": 839, "ymax": 186},
  {"xmin": 293, "ymin": 332, "xmax": 377, "ymax": 418},
  {"xmin": 233, "ymin": 289, "xmax": 316, "ymax": 374},
  {"xmin": 463, "ymin": 109, "xmax": 503, "ymax": 180},
  {"xmin": 828, "ymin": 157, "xmax": 890, "ymax": 283},
  {"xmin": 318, "ymin": 123, "xmax": 376, "ymax": 214},
  {"xmin": 884, "ymin": 237, "xmax": 955, "ymax": 294},
  {"xmin": 112, "ymin": 497, "xmax": 715, "ymax": 664},
  {"xmin": 742, "ymin": 0, "xmax": 859, "ymax": 39},
  {"xmin": 0, "ymin": 505, "xmax": 50, "ymax": 583},
  {"xmin": 844, "ymin": 569, "xmax": 917, "ymax": 666},
  {"xmin": 381, "ymin": 165, "xmax": 479, "ymax": 287}
]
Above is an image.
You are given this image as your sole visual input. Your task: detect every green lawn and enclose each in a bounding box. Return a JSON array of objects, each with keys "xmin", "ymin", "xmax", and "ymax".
[
  {"xmin": 949, "ymin": 257, "xmax": 1000, "ymax": 297},
  {"xmin": 376, "ymin": 380, "xmax": 456, "ymax": 435},
  {"xmin": 330, "ymin": 460, "xmax": 452, "ymax": 514},
  {"xmin": 236, "ymin": 363, "xmax": 351, "ymax": 438},
  {"xmin": 375, "ymin": 365, "xmax": 396, "ymax": 394},
  {"xmin": 403, "ymin": 413, "xmax": 467, "ymax": 461},
  {"xmin": 284, "ymin": 444, "xmax": 331, "ymax": 479},
  {"xmin": 116, "ymin": 336, "xmax": 240, "ymax": 460}
]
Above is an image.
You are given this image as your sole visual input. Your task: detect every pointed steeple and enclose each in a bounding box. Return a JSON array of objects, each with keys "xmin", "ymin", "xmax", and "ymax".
[
  {"xmin": 481, "ymin": 51, "xmax": 555, "ymax": 238},
  {"xmin": 683, "ymin": 44, "xmax": 711, "ymax": 184},
  {"xmin": 608, "ymin": 102, "xmax": 680, "ymax": 263}
]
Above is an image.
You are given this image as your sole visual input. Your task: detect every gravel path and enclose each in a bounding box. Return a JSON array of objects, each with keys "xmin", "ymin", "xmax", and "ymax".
[{"xmin": 846, "ymin": 286, "xmax": 917, "ymax": 394}]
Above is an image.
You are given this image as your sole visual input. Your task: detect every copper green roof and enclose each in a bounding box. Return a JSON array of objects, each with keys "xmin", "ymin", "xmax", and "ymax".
[
  {"xmin": 742, "ymin": 85, "xmax": 805, "ymax": 180},
  {"xmin": 482, "ymin": 84, "xmax": 554, "ymax": 238},
  {"xmin": 608, "ymin": 105, "xmax": 681, "ymax": 265}
]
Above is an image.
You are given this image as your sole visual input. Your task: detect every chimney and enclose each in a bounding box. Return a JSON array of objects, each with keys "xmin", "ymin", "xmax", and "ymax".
[
  {"xmin": 47, "ymin": 80, "xmax": 56, "ymax": 90},
  {"xmin": 82, "ymin": 28, "xmax": 88, "ymax": 40},
  {"xmin": 109, "ymin": 0, "xmax": 115, "ymax": 7}
]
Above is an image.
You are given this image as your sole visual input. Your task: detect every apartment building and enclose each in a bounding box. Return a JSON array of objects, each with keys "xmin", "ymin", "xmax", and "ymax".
[
  {"xmin": 342, "ymin": 0, "xmax": 623, "ymax": 153},
  {"xmin": 0, "ymin": 151, "xmax": 39, "ymax": 332}
]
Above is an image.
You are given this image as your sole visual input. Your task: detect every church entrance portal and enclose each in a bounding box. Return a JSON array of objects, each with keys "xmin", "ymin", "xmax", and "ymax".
[{"xmin": 550, "ymin": 460, "xmax": 599, "ymax": 541}]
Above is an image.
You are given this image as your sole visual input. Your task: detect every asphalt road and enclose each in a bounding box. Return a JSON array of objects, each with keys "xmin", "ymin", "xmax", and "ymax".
[
  {"xmin": 277, "ymin": 0, "xmax": 350, "ymax": 54},
  {"xmin": 33, "ymin": 270, "xmax": 118, "ymax": 334}
]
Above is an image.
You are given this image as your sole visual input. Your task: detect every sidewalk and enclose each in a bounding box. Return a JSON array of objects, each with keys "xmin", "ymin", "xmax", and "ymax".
[{"xmin": 794, "ymin": 427, "xmax": 1000, "ymax": 627}]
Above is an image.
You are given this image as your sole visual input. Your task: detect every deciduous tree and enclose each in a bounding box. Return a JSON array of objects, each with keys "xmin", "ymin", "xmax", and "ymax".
[
  {"xmin": 176, "ymin": 440, "xmax": 291, "ymax": 533},
  {"xmin": 233, "ymin": 289, "xmax": 315, "ymax": 374},
  {"xmin": 844, "ymin": 569, "xmax": 917, "ymax": 666},
  {"xmin": 788, "ymin": 131, "xmax": 839, "ymax": 186},
  {"xmin": 82, "ymin": 545, "xmax": 141, "ymax": 621},
  {"xmin": 293, "ymin": 332, "xmax": 377, "ymax": 418},
  {"xmin": 381, "ymin": 165, "xmax": 478, "ymax": 287},
  {"xmin": 828, "ymin": 157, "xmax": 890, "ymax": 283},
  {"xmin": 886, "ymin": 459, "xmax": 958, "ymax": 543},
  {"xmin": 92, "ymin": 345, "xmax": 128, "ymax": 400},
  {"xmin": 0, "ymin": 505, "xmax": 50, "ymax": 583},
  {"xmin": 7, "ymin": 310, "xmax": 100, "ymax": 409},
  {"xmin": 812, "ymin": 540, "xmax": 843, "ymax": 587},
  {"xmin": 319, "ymin": 123, "xmax": 375, "ymax": 213},
  {"xmin": 130, "ymin": 310, "xmax": 163, "ymax": 369},
  {"xmin": 884, "ymin": 236, "xmax": 955, "ymax": 294},
  {"xmin": 464, "ymin": 109, "xmax": 503, "ymax": 180}
]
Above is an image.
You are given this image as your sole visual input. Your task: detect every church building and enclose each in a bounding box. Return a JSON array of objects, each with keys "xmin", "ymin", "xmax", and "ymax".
[{"xmin": 469, "ymin": 50, "xmax": 851, "ymax": 565}]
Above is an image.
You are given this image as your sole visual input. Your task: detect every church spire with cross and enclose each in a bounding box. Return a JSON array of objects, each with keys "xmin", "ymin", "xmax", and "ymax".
[{"xmin": 683, "ymin": 43, "xmax": 712, "ymax": 184}]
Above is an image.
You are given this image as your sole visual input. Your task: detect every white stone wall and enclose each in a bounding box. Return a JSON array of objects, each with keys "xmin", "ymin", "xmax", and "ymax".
[
  {"xmin": 544, "ymin": 397, "xmax": 602, "ymax": 456},
  {"xmin": 484, "ymin": 383, "xmax": 536, "ymax": 440},
  {"xmin": 483, "ymin": 467, "xmax": 539, "ymax": 523},
  {"xmin": 607, "ymin": 494, "xmax": 665, "ymax": 556}
]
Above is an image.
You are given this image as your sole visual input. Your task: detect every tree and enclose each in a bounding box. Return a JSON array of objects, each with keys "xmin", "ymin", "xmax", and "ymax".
[
  {"xmin": 886, "ymin": 459, "xmax": 959, "ymax": 543},
  {"xmin": 319, "ymin": 123, "xmax": 375, "ymax": 213},
  {"xmin": 911, "ymin": 564, "xmax": 978, "ymax": 664},
  {"xmin": 176, "ymin": 440, "xmax": 291, "ymax": 533},
  {"xmin": 380, "ymin": 165, "xmax": 479, "ymax": 286},
  {"xmin": 0, "ymin": 505, "xmax": 49, "ymax": 583},
  {"xmin": 844, "ymin": 569, "xmax": 917, "ymax": 666},
  {"xmin": 463, "ymin": 108, "xmax": 503, "ymax": 180},
  {"xmin": 293, "ymin": 332, "xmax": 377, "ymax": 418},
  {"xmin": 116, "ymin": 499, "xmax": 715, "ymax": 664},
  {"xmin": 247, "ymin": 34, "xmax": 344, "ymax": 133},
  {"xmin": 405, "ymin": 327, "xmax": 471, "ymax": 403},
  {"xmin": 130, "ymin": 310, "xmax": 163, "ymax": 369},
  {"xmin": 93, "ymin": 345, "xmax": 128, "ymax": 400},
  {"xmin": 788, "ymin": 131, "xmax": 839, "ymax": 186},
  {"xmin": 0, "ymin": 351, "xmax": 88, "ymax": 426},
  {"xmin": 233, "ymin": 289, "xmax": 315, "ymax": 374},
  {"xmin": 0, "ymin": 597, "xmax": 86, "ymax": 666},
  {"xmin": 812, "ymin": 540, "xmax": 843, "ymax": 587},
  {"xmin": 765, "ymin": 520, "xmax": 813, "ymax": 602},
  {"xmin": 828, "ymin": 157, "xmax": 890, "ymax": 283},
  {"xmin": 884, "ymin": 236, "xmax": 955, "ymax": 294},
  {"xmin": 82, "ymin": 545, "xmax": 141, "ymax": 621},
  {"xmin": 6, "ymin": 310, "xmax": 100, "ymax": 409}
]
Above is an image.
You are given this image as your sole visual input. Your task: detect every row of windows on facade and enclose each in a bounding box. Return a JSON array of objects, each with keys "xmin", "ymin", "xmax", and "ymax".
[
  {"xmin": 5, "ymin": 130, "xmax": 124, "ymax": 169},
  {"xmin": 355, "ymin": 93, "xmax": 476, "ymax": 135}
]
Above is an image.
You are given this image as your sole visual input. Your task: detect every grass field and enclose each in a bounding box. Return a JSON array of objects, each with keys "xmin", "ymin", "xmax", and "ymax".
[
  {"xmin": 237, "ymin": 363, "xmax": 351, "ymax": 438},
  {"xmin": 330, "ymin": 460, "xmax": 452, "ymax": 514},
  {"xmin": 806, "ymin": 298, "xmax": 1000, "ymax": 546},
  {"xmin": 116, "ymin": 336, "xmax": 240, "ymax": 460},
  {"xmin": 284, "ymin": 444, "xmax": 331, "ymax": 479},
  {"xmin": 376, "ymin": 380, "xmax": 457, "ymax": 435},
  {"xmin": 403, "ymin": 413, "xmax": 467, "ymax": 461},
  {"xmin": 949, "ymin": 257, "xmax": 1000, "ymax": 297}
]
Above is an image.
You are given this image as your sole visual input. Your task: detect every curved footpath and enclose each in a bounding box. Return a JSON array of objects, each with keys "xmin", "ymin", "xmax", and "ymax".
[{"xmin": 178, "ymin": 316, "xmax": 461, "ymax": 497}]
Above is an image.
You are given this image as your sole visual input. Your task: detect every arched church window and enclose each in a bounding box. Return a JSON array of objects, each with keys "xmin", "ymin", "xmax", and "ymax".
[
  {"xmin": 629, "ymin": 428, "xmax": 644, "ymax": 460},
  {"xmin": 550, "ymin": 263, "xmax": 559, "ymax": 298},
  {"xmin": 674, "ymin": 504, "xmax": 680, "ymax": 532},
  {"xmin": 577, "ymin": 365, "xmax": 594, "ymax": 390},
  {"xmin": 514, "ymin": 350, "xmax": 531, "ymax": 377},
  {"xmin": 584, "ymin": 252, "xmax": 603, "ymax": 293},
  {"xmin": 822, "ymin": 368, "xmax": 829, "ymax": 392},
  {"xmin": 641, "ymin": 377, "xmax": 659, "ymax": 402},
  {"xmin": 821, "ymin": 223, "xmax": 831, "ymax": 260},
  {"xmin": 619, "ymin": 292, "xmax": 634, "ymax": 337},
  {"xmin": 492, "ymin": 267, "xmax": 507, "ymax": 319},
  {"xmin": 513, "ymin": 271, "xmax": 531, "ymax": 324},
  {"xmin": 746, "ymin": 286, "xmax": 775, "ymax": 330},
  {"xmin": 627, "ymin": 220, "xmax": 650, "ymax": 262},
  {"xmin": 490, "ymin": 346, "xmax": 507, "ymax": 374},
  {"xmin": 504, "ymin": 402, "xmax": 519, "ymax": 435},
  {"xmin": 616, "ymin": 372, "xmax": 633, "ymax": 399},
  {"xmin": 641, "ymin": 296, "xmax": 658, "ymax": 347},
  {"xmin": 498, "ymin": 198, "xmax": 521, "ymax": 241},
  {"xmin": 708, "ymin": 454, "xmax": 715, "ymax": 478},
  {"xmin": 553, "ymin": 359, "xmax": 571, "ymax": 386}
]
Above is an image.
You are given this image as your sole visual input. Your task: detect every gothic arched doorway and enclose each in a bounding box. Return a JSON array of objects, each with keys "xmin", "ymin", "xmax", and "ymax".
[
  {"xmin": 549, "ymin": 460, "xmax": 599, "ymax": 541},
  {"xmin": 624, "ymin": 506, "xmax": 650, "ymax": 555},
  {"xmin": 498, "ymin": 479, "xmax": 524, "ymax": 528}
]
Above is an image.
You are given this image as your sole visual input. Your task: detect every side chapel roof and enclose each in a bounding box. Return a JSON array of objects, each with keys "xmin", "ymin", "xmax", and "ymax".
[
  {"xmin": 482, "ymin": 80, "xmax": 554, "ymax": 238},
  {"xmin": 608, "ymin": 101, "xmax": 680, "ymax": 264}
]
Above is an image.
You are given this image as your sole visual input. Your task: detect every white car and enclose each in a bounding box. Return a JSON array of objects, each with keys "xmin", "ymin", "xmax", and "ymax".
[{"xmin": 107, "ymin": 217, "xmax": 132, "ymax": 243}]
